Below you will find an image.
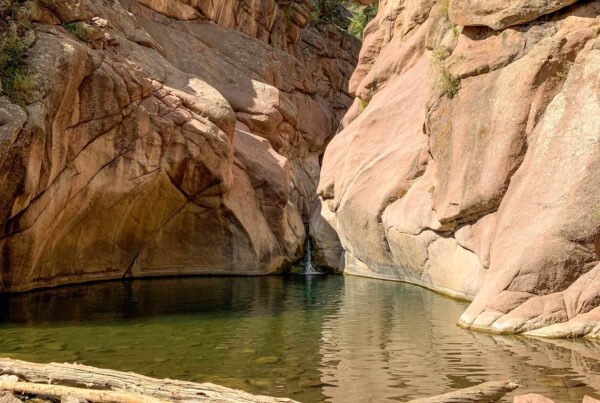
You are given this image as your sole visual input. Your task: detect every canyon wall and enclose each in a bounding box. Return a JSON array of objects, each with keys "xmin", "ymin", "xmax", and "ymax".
[
  {"xmin": 0, "ymin": 0, "xmax": 359, "ymax": 292},
  {"xmin": 315, "ymin": 0, "xmax": 600, "ymax": 337}
]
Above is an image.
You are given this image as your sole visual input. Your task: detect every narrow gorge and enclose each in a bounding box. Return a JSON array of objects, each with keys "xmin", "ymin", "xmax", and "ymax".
[
  {"xmin": 1, "ymin": 0, "xmax": 600, "ymax": 401},
  {"xmin": 2, "ymin": 0, "xmax": 596, "ymax": 339}
]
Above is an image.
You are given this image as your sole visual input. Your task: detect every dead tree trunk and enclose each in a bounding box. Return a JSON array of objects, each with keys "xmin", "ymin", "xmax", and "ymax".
[
  {"xmin": 407, "ymin": 380, "xmax": 519, "ymax": 403},
  {"xmin": 0, "ymin": 358, "xmax": 297, "ymax": 403}
]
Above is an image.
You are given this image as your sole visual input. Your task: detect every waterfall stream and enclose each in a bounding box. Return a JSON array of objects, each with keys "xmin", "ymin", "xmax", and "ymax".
[{"xmin": 303, "ymin": 236, "xmax": 319, "ymax": 275}]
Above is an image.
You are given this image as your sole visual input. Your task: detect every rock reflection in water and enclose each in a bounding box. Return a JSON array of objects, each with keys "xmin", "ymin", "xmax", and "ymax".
[
  {"xmin": 319, "ymin": 277, "xmax": 600, "ymax": 402},
  {"xmin": 0, "ymin": 276, "xmax": 598, "ymax": 402}
]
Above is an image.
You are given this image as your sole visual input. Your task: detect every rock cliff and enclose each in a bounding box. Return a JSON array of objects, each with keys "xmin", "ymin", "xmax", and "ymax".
[
  {"xmin": 0, "ymin": 0, "xmax": 359, "ymax": 292},
  {"xmin": 2, "ymin": 0, "xmax": 600, "ymax": 341},
  {"xmin": 315, "ymin": 0, "xmax": 600, "ymax": 337}
]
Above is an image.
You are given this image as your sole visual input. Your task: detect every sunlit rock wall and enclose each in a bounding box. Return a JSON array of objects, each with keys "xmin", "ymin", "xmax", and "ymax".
[
  {"xmin": 315, "ymin": 0, "xmax": 600, "ymax": 337},
  {"xmin": 0, "ymin": 0, "xmax": 359, "ymax": 292}
]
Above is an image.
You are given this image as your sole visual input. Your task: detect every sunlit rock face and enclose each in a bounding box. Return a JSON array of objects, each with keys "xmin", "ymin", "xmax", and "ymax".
[
  {"xmin": 137, "ymin": 0, "xmax": 316, "ymax": 53},
  {"xmin": 315, "ymin": 0, "xmax": 600, "ymax": 337},
  {"xmin": 0, "ymin": 0, "xmax": 360, "ymax": 292}
]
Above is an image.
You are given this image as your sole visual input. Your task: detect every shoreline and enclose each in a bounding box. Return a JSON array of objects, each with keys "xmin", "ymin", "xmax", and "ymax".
[{"xmin": 0, "ymin": 358, "xmax": 521, "ymax": 403}]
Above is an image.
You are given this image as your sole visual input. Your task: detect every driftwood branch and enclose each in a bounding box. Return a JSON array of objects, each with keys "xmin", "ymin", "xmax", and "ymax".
[
  {"xmin": 407, "ymin": 380, "xmax": 519, "ymax": 403},
  {"xmin": 0, "ymin": 380, "xmax": 170, "ymax": 403},
  {"xmin": 0, "ymin": 358, "xmax": 518, "ymax": 403},
  {"xmin": 0, "ymin": 358, "xmax": 297, "ymax": 403}
]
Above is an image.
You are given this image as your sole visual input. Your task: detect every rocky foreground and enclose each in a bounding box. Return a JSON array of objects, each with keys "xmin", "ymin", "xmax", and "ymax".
[
  {"xmin": 0, "ymin": 358, "xmax": 298, "ymax": 402},
  {"xmin": 1, "ymin": 358, "xmax": 599, "ymax": 402},
  {"xmin": 0, "ymin": 358, "xmax": 540, "ymax": 403},
  {"xmin": 313, "ymin": 0, "xmax": 600, "ymax": 338}
]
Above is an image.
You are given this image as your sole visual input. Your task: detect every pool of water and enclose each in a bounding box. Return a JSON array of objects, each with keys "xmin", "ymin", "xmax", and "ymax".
[{"xmin": 0, "ymin": 275, "xmax": 599, "ymax": 402}]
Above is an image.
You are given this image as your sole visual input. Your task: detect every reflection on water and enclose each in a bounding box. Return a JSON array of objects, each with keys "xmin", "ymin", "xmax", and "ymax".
[
  {"xmin": 0, "ymin": 275, "xmax": 599, "ymax": 402},
  {"xmin": 319, "ymin": 278, "xmax": 600, "ymax": 402}
]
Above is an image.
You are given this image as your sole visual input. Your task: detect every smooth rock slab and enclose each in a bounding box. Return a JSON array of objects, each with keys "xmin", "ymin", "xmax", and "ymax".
[
  {"xmin": 449, "ymin": 0, "xmax": 579, "ymax": 30},
  {"xmin": 514, "ymin": 394, "xmax": 555, "ymax": 403}
]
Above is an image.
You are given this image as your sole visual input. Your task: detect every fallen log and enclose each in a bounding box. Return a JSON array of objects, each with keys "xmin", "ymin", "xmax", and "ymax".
[
  {"xmin": 0, "ymin": 358, "xmax": 298, "ymax": 403},
  {"xmin": 0, "ymin": 380, "xmax": 169, "ymax": 403},
  {"xmin": 407, "ymin": 380, "xmax": 519, "ymax": 403}
]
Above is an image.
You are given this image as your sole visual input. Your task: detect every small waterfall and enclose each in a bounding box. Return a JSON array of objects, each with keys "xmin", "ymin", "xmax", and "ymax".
[
  {"xmin": 301, "ymin": 226, "xmax": 320, "ymax": 275},
  {"xmin": 304, "ymin": 237, "xmax": 318, "ymax": 274}
]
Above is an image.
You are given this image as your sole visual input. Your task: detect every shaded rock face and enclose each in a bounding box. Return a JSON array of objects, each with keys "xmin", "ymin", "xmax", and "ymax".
[
  {"xmin": 316, "ymin": 0, "xmax": 600, "ymax": 337},
  {"xmin": 0, "ymin": 0, "xmax": 359, "ymax": 292}
]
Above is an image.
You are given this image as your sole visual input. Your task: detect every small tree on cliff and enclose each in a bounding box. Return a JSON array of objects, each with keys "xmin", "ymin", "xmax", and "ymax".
[
  {"xmin": 348, "ymin": 3, "xmax": 378, "ymax": 40},
  {"xmin": 312, "ymin": 0, "xmax": 378, "ymax": 41},
  {"xmin": 313, "ymin": 0, "xmax": 331, "ymax": 20}
]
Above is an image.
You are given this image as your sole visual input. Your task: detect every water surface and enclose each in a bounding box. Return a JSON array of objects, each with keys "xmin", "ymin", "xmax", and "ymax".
[{"xmin": 0, "ymin": 275, "xmax": 599, "ymax": 402}]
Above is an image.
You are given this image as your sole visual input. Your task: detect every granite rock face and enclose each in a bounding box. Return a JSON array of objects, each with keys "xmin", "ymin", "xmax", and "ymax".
[
  {"xmin": 448, "ymin": 0, "xmax": 580, "ymax": 30},
  {"xmin": 135, "ymin": 0, "xmax": 318, "ymax": 53},
  {"xmin": 0, "ymin": 0, "xmax": 359, "ymax": 292},
  {"xmin": 316, "ymin": 0, "xmax": 600, "ymax": 337}
]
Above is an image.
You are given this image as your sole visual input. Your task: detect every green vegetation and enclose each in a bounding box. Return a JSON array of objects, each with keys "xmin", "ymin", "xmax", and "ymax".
[
  {"xmin": 19, "ymin": 21, "xmax": 32, "ymax": 31},
  {"xmin": 593, "ymin": 204, "xmax": 600, "ymax": 220},
  {"xmin": 312, "ymin": 0, "xmax": 378, "ymax": 40},
  {"xmin": 62, "ymin": 22, "xmax": 95, "ymax": 42},
  {"xmin": 0, "ymin": 33, "xmax": 35, "ymax": 106},
  {"xmin": 451, "ymin": 24, "xmax": 463, "ymax": 38},
  {"xmin": 555, "ymin": 63, "xmax": 570, "ymax": 79},
  {"xmin": 436, "ymin": 0, "xmax": 450, "ymax": 16},
  {"xmin": 433, "ymin": 46, "xmax": 450, "ymax": 63},
  {"xmin": 285, "ymin": 3, "xmax": 295, "ymax": 22},
  {"xmin": 0, "ymin": 0, "xmax": 38, "ymax": 105},
  {"xmin": 433, "ymin": 46, "xmax": 460, "ymax": 99},
  {"xmin": 313, "ymin": 0, "xmax": 344, "ymax": 23},
  {"xmin": 348, "ymin": 3, "xmax": 378, "ymax": 40},
  {"xmin": 360, "ymin": 98, "xmax": 369, "ymax": 112},
  {"xmin": 428, "ymin": 185, "xmax": 436, "ymax": 193},
  {"xmin": 440, "ymin": 69, "xmax": 460, "ymax": 98}
]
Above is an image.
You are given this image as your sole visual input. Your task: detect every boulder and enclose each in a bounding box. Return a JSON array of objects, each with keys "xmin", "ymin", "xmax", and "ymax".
[{"xmin": 39, "ymin": 0, "xmax": 86, "ymax": 23}]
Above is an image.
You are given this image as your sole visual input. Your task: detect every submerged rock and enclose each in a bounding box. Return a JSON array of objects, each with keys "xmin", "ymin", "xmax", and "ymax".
[{"xmin": 254, "ymin": 356, "xmax": 279, "ymax": 364}]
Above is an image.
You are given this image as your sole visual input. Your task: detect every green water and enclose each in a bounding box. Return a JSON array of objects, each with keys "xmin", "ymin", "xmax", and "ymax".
[{"xmin": 0, "ymin": 275, "xmax": 599, "ymax": 402}]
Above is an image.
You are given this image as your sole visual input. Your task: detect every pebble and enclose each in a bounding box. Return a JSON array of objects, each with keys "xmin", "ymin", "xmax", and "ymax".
[{"xmin": 255, "ymin": 356, "xmax": 279, "ymax": 364}]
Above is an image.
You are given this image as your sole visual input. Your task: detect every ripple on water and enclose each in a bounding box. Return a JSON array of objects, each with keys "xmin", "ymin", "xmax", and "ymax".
[{"xmin": 0, "ymin": 275, "xmax": 599, "ymax": 402}]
